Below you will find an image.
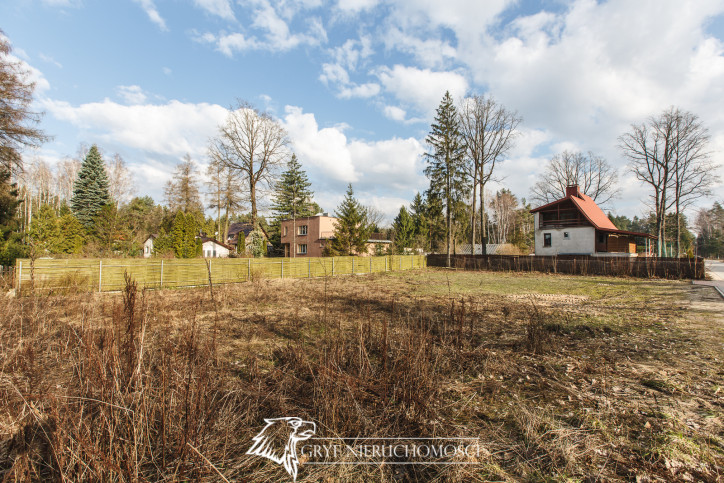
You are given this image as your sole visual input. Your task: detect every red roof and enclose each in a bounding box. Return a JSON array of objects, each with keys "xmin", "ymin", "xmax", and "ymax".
[{"xmin": 531, "ymin": 186, "xmax": 656, "ymax": 239}]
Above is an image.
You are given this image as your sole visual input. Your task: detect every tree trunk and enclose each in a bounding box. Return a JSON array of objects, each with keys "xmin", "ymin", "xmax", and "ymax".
[
  {"xmin": 446, "ymin": 165, "xmax": 451, "ymax": 268},
  {"xmin": 470, "ymin": 166, "xmax": 478, "ymax": 255},
  {"xmin": 676, "ymin": 200, "xmax": 681, "ymax": 257},
  {"xmin": 480, "ymin": 185, "xmax": 487, "ymax": 255},
  {"xmin": 250, "ymin": 179, "xmax": 257, "ymax": 228}
]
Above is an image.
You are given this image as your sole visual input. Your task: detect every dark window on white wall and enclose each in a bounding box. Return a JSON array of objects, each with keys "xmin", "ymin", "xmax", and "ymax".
[
  {"xmin": 563, "ymin": 232, "xmax": 570, "ymax": 239},
  {"xmin": 544, "ymin": 233, "xmax": 552, "ymax": 247}
]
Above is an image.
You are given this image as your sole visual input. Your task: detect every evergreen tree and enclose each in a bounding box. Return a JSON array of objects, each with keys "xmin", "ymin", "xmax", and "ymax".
[
  {"xmin": 424, "ymin": 91, "xmax": 469, "ymax": 266},
  {"xmin": 56, "ymin": 213, "xmax": 85, "ymax": 254},
  {"xmin": 71, "ymin": 145, "xmax": 111, "ymax": 228},
  {"xmin": 330, "ymin": 184, "xmax": 371, "ymax": 256},
  {"xmin": 272, "ymin": 154, "xmax": 314, "ymax": 257},
  {"xmin": 171, "ymin": 211, "xmax": 186, "ymax": 258},
  {"xmin": 237, "ymin": 231, "xmax": 246, "ymax": 254},
  {"xmin": 393, "ymin": 206, "xmax": 414, "ymax": 254},
  {"xmin": 152, "ymin": 229, "xmax": 173, "ymax": 256},
  {"xmin": 183, "ymin": 213, "xmax": 197, "ymax": 258},
  {"xmin": 28, "ymin": 204, "xmax": 59, "ymax": 254}
]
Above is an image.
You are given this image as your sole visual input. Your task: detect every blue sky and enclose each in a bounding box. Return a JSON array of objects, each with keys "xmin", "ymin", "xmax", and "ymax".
[{"xmin": 2, "ymin": 0, "xmax": 724, "ymax": 223}]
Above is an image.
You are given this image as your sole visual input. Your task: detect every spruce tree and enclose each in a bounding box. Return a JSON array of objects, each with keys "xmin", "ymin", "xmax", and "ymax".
[
  {"xmin": 171, "ymin": 211, "xmax": 185, "ymax": 258},
  {"xmin": 330, "ymin": 184, "xmax": 371, "ymax": 256},
  {"xmin": 272, "ymin": 154, "xmax": 314, "ymax": 257},
  {"xmin": 56, "ymin": 213, "xmax": 85, "ymax": 254},
  {"xmin": 393, "ymin": 206, "xmax": 414, "ymax": 254},
  {"xmin": 409, "ymin": 192, "xmax": 428, "ymax": 247},
  {"xmin": 424, "ymin": 91, "xmax": 469, "ymax": 266},
  {"xmin": 71, "ymin": 145, "xmax": 111, "ymax": 228}
]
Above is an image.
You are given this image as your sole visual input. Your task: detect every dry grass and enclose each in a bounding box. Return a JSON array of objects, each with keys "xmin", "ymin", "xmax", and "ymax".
[{"xmin": 0, "ymin": 268, "xmax": 722, "ymax": 482}]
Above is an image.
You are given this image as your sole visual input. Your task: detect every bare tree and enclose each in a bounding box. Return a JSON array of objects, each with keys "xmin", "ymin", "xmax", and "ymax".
[
  {"xmin": 620, "ymin": 107, "xmax": 715, "ymax": 256},
  {"xmin": 0, "ymin": 31, "xmax": 50, "ymax": 173},
  {"xmin": 458, "ymin": 94, "xmax": 521, "ymax": 254},
  {"xmin": 487, "ymin": 189, "xmax": 518, "ymax": 244},
  {"xmin": 530, "ymin": 151, "xmax": 618, "ymax": 206},
  {"xmin": 209, "ymin": 100, "xmax": 289, "ymax": 228},
  {"xmin": 107, "ymin": 153, "xmax": 135, "ymax": 204},
  {"xmin": 668, "ymin": 110, "xmax": 717, "ymax": 256},
  {"xmin": 55, "ymin": 157, "xmax": 81, "ymax": 203},
  {"xmin": 205, "ymin": 155, "xmax": 245, "ymax": 241},
  {"xmin": 164, "ymin": 153, "xmax": 203, "ymax": 213}
]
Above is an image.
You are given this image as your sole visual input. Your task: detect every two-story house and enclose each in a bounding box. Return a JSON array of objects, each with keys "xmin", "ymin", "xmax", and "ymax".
[
  {"xmin": 530, "ymin": 185, "xmax": 656, "ymax": 256},
  {"xmin": 280, "ymin": 213, "xmax": 392, "ymax": 257}
]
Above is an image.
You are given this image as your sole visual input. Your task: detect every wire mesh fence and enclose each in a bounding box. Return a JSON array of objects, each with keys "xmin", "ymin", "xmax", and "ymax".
[{"xmin": 14, "ymin": 255, "xmax": 427, "ymax": 294}]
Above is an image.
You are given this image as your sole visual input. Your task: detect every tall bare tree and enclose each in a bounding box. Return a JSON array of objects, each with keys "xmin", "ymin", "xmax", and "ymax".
[
  {"xmin": 668, "ymin": 110, "xmax": 717, "ymax": 256},
  {"xmin": 164, "ymin": 153, "xmax": 203, "ymax": 213},
  {"xmin": 0, "ymin": 31, "xmax": 50, "ymax": 173},
  {"xmin": 530, "ymin": 151, "xmax": 618, "ymax": 206},
  {"xmin": 205, "ymin": 155, "xmax": 245, "ymax": 241},
  {"xmin": 620, "ymin": 107, "xmax": 715, "ymax": 256},
  {"xmin": 107, "ymin": 153, "xmax": 135, "ymax": 204},
  {"xmin": 487, "ymin": 189, "xmax": 518, "ymax": 244},
  {"xmin": 55, "ymin": 157, "xmax": 82, "ymax": 204},
  {"xmin": 458, "ymin": 94, "xmax": 521, "ymax": 254},
  {"xmin": 209, "ymin": 101, "xmax": 289, "ymax": 228}
]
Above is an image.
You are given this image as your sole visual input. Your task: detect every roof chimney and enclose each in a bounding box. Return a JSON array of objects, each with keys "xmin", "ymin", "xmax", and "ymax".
[{"xmin": 566, "ymin": 185, "xmax": 582, "ymax": 198}]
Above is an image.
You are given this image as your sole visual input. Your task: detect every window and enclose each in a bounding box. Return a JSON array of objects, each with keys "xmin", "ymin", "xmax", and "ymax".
[
  {"xmin": 563, "ymin": 232, "xmax": 570, "ymax": 239},
  {"xmin": 298, "ymin": 225, "xmax": 308, "ymax": 236},
  {"xmin": 297, "ymin": 244, "xmax": 307, "ymax": 254},
  {"xmin": 283, "ymin": 226, "xmax": 287, "ymax": 236},
  {"xmin": 598, "ymin": 234, "xmax": 605, "ymax": 244},
  {"xmin": 145, "ymin": 245, "xmax": 150, "ymax": 254},
  {"xmin": 543, "ymin": 233, "xmax": 552, "ymax": 247}
]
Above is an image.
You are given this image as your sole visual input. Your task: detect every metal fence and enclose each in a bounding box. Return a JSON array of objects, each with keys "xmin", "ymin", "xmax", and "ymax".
[
  {"xmin": 427, "ymin": 254, "xmax": 705, "ymax": 280},
  {"xmin": 14, "ymin": 255, "xmax": 426, "ymax": 294}
]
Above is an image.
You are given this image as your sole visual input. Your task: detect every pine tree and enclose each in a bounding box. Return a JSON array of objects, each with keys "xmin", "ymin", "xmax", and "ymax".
[
  {"xmin": 409, "ymin": 192, "xmax": 429, "ymax": 248},
  {"xmin": 171, "ymin": 211, "xmax": 185, "ymax": 258},
  {"xmin": 330, "ymin": 184, "xmax": 371, "ymax": 256},
  {"xmin": 152, "ymin": 229, "xmax": 173, "ymax": 256},
  {"xmin": 424, "ymin": 91, "xmax": 468, "ymax": 266},
  {"xmin": 71, "ymin": 145, "xmax": 111, "ymax": 228},
  {"xmin": 393, "ymin": 206, "xmax": 414, "ymax": 254},
  {"xmin": 272, "ymin": 154, "xmax": 314, "ymax": 257}
]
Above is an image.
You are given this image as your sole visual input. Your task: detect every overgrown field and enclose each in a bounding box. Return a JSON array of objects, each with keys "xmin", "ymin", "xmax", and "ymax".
[{"xmin": 1, "ymin": 268, "xmax": 722, "ymax": 482}]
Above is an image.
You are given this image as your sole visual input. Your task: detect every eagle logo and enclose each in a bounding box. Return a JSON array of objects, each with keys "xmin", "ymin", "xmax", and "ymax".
[{"xmin": 247, "ymin": 417, "xmax": 317, "ymax": 482}]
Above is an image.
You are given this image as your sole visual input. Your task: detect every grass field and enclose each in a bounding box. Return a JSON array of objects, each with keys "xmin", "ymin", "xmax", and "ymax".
[{"xmin": 1, "ymin": 268, "xmax": 722, "ymax": 481}]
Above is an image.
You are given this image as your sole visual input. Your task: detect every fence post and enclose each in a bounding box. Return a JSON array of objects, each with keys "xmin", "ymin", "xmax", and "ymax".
[
  {"xmin": 308, "ymin": 258, "xmax": 311, "ymax": 278},
  {"xmin": 99, "ymin": 260, "xmax": 103, "ymax": 292},
  {"xmin": 385, "ymin": 257, "xmax": 388, "ymax": 272},
  {"xmin": 370, "ymin": 257, "xmax": 372, "ymax": 273},
  {"xmin": 248, "ymin": 258, "xmax": 251, "ymax": 281},
  {"xmin": 332, "ymin": 257, "xmax": 335, "ymax": 276},
  {"xmin": 160, "ymin": 259, "xmax": 164, "ymax": 288},
  {"xmin": 352, "ymin": 257, "xmax": 355, "ymax": 274},
  {"xmin": 17, "ymin": 260, "xmax": 22, "ymax": 293},
  {"xmin": 281, "ymin": 259, "xmax": 284, "ymax": 279},
  {"xmin": 399, "ymin": 256, "xmax": 402, "ymax": 270}
]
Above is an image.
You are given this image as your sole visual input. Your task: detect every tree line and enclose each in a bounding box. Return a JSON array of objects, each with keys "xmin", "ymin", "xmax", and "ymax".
[{"xmin": 0, "ymin": 29, "xmax": 720, "ymax": 264}]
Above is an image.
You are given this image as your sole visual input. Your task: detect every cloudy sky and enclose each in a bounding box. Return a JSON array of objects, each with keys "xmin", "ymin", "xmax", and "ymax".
[{"xmin": 3, "ymin": 0, "xmax": 724, "ymax": 223}]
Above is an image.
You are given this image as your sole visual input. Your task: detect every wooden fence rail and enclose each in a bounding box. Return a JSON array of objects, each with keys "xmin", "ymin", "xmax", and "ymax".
[
  {"xmin": 14, "ymin": 255, "xmax": 426, "ymax": 294},
  {"xmin": 427, "ymin": 254, "xmax": 705, "ymax": 280}
]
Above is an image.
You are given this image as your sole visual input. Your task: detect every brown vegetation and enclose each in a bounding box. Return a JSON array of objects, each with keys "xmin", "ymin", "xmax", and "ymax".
[{"xmin": 0, "ymin": 269, "xmax": 722, "ymax": 481}]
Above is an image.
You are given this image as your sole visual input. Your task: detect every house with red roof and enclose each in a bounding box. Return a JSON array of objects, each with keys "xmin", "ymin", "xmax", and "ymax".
[{"xmin": 530, "ymin": 185, "xmax": 657, "ymax": 257}]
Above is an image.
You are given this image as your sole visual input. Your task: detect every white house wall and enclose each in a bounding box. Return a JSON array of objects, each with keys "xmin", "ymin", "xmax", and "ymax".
[
  {"xmin": 534, "ymin": 213, "xmax": 596, "ymax": 255},
  {"xmin": 202, "ymin": 241, "xmax": 230, "ymax": 258}
]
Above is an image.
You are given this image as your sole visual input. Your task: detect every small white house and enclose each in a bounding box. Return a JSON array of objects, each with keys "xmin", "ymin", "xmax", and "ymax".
[
  {"xmin": 201, "ymin": 238, "xmax": 232, "ymax": 258},
  {"xmin": 530, "ymin": 185, "xmax": 656, "ymax": 257},
  {"xmin": 143, "ymin": 234, "xmax": 157, "ymax": 258}
]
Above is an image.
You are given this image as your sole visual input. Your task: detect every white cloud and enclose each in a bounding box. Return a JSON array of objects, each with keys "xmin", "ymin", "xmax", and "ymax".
[
  {"xmin": 375, "ymin": 64, "xmax": 468, "ymax": 115},
  {"xmin": 319, "ymin": 63, "xmax": 380, "ymax": 99},
  {"xmin": 331, "ymin": 36, "xmax": 374, "ymax": 71},
  {"xmin": 133, "ymin": 0, "xmax": 168, "ymax": 31},
  {"xmin": 116, "ymin": 85, "xmax": 148, "ymax": 105},
  {"xmin": 336, "ymin": 0, "xmax": 379, "ymax": 12},
  {"xmin": 193, "ymin": 0, "xmax": 236, "ymax": 20},
  {"xmin": 162, "ymin": 66, "xmax": 172, "ymax": 75},
  {"xmin": 42, "ymin": 99, "xmax": 229, "ymax": 157},
  {"xmin": 215, "ymin": 33, "xmax": 260, "ymax": 56},
  {"xmin": 383, "ymin": 105, "xmax": 406, "ymax": 122},
  {"xmin": 38, "ymin": 53, "xmax": 62, "ymax": 68}
]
